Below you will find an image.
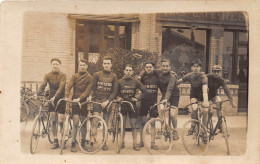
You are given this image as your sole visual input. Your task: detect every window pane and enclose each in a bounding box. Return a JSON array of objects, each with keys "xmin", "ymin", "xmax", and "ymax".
[
  {"xmin": 162, "ymin": 28, "xmax": 207, "ymax": 78},
  {"xmin": 237, "ymin": 47, "xmax": 248, "ymax": 83},
  {"xmin": 89, "ymin": 35, "xmax": 100, "ymax": 53},
  {"xmin": 119, "ymin": 26, "xmax": 126, "ymax": 48},
  {"xmin": 104, "ymin": 25, "xmax": 115, "ymax": 49},
  {"xmin": 239, "ymin": 32, "xmax": 248, "ymax": 42},
  {"xmin": 89, "ymin": 23, "xmax": 101, "ymax": 34},
  {"xmin": 222, "ymin": 31, "xmax": 234, "ymax": 82}
]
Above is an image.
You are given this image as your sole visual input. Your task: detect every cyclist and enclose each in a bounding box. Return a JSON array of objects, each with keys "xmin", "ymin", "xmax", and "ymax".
[
  {"xmin": 64, "ymin": 59, "xmax": 93, "ymax": 152},
  {"xmin": 33, "ymin": 58, "xmax": 66, "ymax": 149},
  {"xmin": 88, "ymin": 55, "xmax": 118, "ymax": 151},
  {"xmin": 207, "ymin": 65, "xmax": 236, "ymax": 129},
  {"xmin": 156, "ymin": 58, "xmax": 180, "ymax": 140},
  {"xmin": 139, "ymin": 58, "xmax": 180, "ymax": 140},
  {"xmin": 117, "ymin": 64, "xmax": 149, "ymax": 151},
  {"xmin": 177, "ymin": 59, "xmax": 209, "ymax": 143},
  {"xmin": 138, "ymin": 61, "xmax": 160, "ymax": 150}
]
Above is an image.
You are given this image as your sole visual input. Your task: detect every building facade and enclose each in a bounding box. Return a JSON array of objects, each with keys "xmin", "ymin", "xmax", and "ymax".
[{"xmin": 21, "ymin": 11, "xmax": 248, "ymax": 114}]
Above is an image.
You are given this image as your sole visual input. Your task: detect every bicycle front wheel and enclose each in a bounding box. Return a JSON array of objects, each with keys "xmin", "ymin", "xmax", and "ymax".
[
  {"xmin": 116, "ymin": 114, "xmax": 123, "ymax": 154},
  {"xmin": 78, "ymin": 115, "xmax": 108, "ymax": 154},
  {"xmin": 46, "ymin": 113, "xmax": 54, "ymax": 144},
  {"xmin": 60, "ymin": 114, "xmax": 70, "ymax": 155},
  {"xmin": 143, "ymin": 118, "xmax": 173, "ymax": 155},
  {"xmin": 182, "ymin": 119, "xmax": 208, "ymax": 156},
  {"xmin": 221, "ymin": 117, "xmax": 230, "ymax": 155},
  {"xmin": 30, "ymin": 115, "xmax": 41, "ymax": 154}
]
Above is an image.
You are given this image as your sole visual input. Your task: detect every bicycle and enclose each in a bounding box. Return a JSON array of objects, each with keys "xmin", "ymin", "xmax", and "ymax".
[
  {"xmin": 181, "ymin": 101, "xmax": 209, "ymax": 156},
  {"xmin": 20, "ymin": 87, "xmax": 50, "ymax": 130},
  {"xmin": 20, "ymin": 87, "xmax": 31, "ymax": 122},
  {"xmin": 30, "ymin": 96, "xmax": 55, "ymax": 154},
  {"xmin": 77, "ymin": 101, "xmax": 108, "ymax": 154},
  {"xmin": 57, "ymin": 99, "xmax": 77, "ymax": 155},
  {"xmin": 207, "ymin": 99, "xmax": 231, "ymax": 155},
  {"xmin": 142, "ymin": 102, "xmax": 173, "ymax": 155},
  {"xmin": 108, "ymin": 100, "xmax": 134, "ymax": 154}
]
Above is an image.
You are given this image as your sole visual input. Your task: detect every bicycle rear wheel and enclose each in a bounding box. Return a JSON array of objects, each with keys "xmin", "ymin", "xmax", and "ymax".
[
  {"xmin": 20, "ymin": 100, "xmax": 29, "ymax": 122},
  {"xmin": 182, "ymin": 119, "xmax": 208, "ymax": 156},
  {"xmin": 116, "ymin": 114, "xmax": 123, "ymax": 154},
  {"xmin": 221, "ymin": 117, "xmax": 230, "ymax": 155},
  {"xmin": 143, "ymin": 118, "xmax": 173, "ymax": 155},
  {"xmin": 78, "ymin": 115, "xmax": 108, "ymax": 154},
  {"xmin": 30, "ymin": 115, "xmax": 41, "ymax": 154},
  {"xmin": 20, "ymin": 100, "xmax": 29, "ymax": 131},
  {"xmin": 60, "ymin": 114, "xmax": 70, "ymax": 155}
]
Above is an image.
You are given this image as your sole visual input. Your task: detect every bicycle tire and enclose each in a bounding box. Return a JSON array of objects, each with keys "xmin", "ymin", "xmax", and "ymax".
[
  {"xmin": 30, "ymin": 115, "xmax": 41, "ymax": 154},
  {"xmin": 20, "ymin": 100, "xmax": 29, "ymax": 122},
  {"xmin": 143, "ymin": 118, "xmax": 173, "ymax": 155},
  {"xmin": 47, "ymin": 113, "xmax": 54, "ymax": 144},
  {"xmin": 221, "ymin": 117, "xmax": 230, "ymax": 155},
  {"xmin": 60, "ymin": 114, "xmax": 70, "ymax": 155},
  {"xmin": 78, "ymin": 115, "xmax": 108, "ymax": 154},
  {"xmin": 20, "ymin": 100, "xmax": 29, "ymax": 131},
  {"xmin": 116, "ymin": 113, "xmax": 123, "ymax": 154},
  {"xmin": 182, "ymin": 119, "xmax": 209, "ymax": 156}
]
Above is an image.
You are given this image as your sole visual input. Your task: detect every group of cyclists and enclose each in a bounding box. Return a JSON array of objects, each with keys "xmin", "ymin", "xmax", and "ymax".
[{"xmin": 32, "ymin": 55, "xmax": 236, "ymax": 153}]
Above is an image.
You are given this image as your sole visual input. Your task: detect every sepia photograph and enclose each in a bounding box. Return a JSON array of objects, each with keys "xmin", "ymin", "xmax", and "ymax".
[
  {"xmin": 20, "ymin": 11, "xmax": 248, "ymax": 156},
  {"xmin": 0, "ymin": 1, "xmax": 259, "ymax": 164}
]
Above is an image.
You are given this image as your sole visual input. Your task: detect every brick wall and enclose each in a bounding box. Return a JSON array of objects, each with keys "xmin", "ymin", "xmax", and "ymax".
[
  {"xmin": 131, "ymin": 14, "xmax": 160, "ymax": 53},
  {"xmin": 209, "ymin": 28, "xmax": 224, "ymax": 73},
  {"xmin": 22, "ymin": 11, "xmax": 76, "ymax": 83}
]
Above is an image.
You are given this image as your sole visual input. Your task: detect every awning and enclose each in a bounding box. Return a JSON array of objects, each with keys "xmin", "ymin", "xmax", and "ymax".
[{"xmin": 68, "ymin": 14, "xmax": 139, "ymax": 23}]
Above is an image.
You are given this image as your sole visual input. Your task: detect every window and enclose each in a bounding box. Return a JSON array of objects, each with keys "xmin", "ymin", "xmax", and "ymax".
[
  {"xmin": 222, "ymin": 31, "xmax": 234, "ymax": 82},
  {"xmin": 76, "ymin": 20, "xmax": 131, "ymax": 71},
  {"xmin": 222, "ymin": 31, "xmax": 248, "ymax": 84},
  {"xmin": 162, "ymin": 27, "xmax": 208, "ymax": 78}
]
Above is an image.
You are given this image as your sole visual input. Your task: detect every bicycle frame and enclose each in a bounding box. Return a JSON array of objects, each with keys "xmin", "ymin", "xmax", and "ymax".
[{"xmin": 207, "ymin": 100, "xmax": 230, "ymax": 141}]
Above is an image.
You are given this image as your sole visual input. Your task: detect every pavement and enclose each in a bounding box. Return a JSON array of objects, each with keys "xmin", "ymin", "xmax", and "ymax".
[{"xmin": 20, "ymin": 114, "xmax": 247, "ymax": 156}]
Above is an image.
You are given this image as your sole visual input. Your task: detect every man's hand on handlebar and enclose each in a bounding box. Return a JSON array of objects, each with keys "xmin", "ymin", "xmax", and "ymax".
[
  {"xmin": 72, "ymin": 98, "xmax": 80, "ymax": 103},
  {"xmin": 230, "ymin": 100, "xmax": 236, "ymax": 108},
  {"xmin": 131, "ymin": 97, "xmax": 138, "ymax": 102},
  {"xmin": 86, "ymin": 96, "xmax": 92, "ymax": 102},
  {"xmin": 32, "ymin": 94, "xmax": 37, "ymax": 100},
  {"xmin": 101, "ymin": 100, "xmax": 109, "ymax": 109},
  {"xmin": 160, "ymin": 99, "xmax": 168, "ymax": 104}
]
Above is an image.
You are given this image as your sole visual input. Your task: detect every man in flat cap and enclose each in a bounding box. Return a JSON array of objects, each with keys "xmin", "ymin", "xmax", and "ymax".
[{"xmin": 34, "ymin": 58, "xmax": 66, "ymax": 149}]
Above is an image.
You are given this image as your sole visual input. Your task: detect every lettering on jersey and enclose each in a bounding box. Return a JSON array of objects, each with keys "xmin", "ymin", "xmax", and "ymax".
[
  {"xmin": 97, "ymin": 81, "xmax": 112, "ymax": 92},
  {"xmin": 121, "ymin": 90, "xmax": 135, "ymax": 94},
  {"xmin": 144, "ymin": 85, "xmax": 158, "ymax": 93}
]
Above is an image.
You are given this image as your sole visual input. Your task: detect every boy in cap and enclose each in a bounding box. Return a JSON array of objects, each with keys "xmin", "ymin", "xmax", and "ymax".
[
  {"xmin": 206, "ymin": 65, "xmax": 236, "ymax": 130},
  {"xmin": 34, "ymin": 58, "xmax": 66, "ymax": 149}
]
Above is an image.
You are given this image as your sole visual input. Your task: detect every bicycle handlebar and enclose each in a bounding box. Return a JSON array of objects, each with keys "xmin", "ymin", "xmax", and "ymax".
[
  {"xmin": 183, "ymin": 99, "xmax": 231, "ymax": 110},
  {"xmin": 150, "ymin": 102, "xmax": 174, "ymax": 112},
  {"xmin": 107, "ymin": 100, "xmax": 135, "ymax": 112}
]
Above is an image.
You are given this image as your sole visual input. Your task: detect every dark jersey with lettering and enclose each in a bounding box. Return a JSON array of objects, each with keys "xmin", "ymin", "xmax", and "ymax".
[
  {"xmin": 118, "ymin": 76, "xmax": 148, "ymax": 101},
  {"xmin": 37, "ymin": 71, "xmax": 66, "ymax": 98},
  {"xmin": 65, "ymin": 71, "xmax": 93, "ymax": 100},
  {"xmin": 182, "ymin": 72, "xmax": 208, "ymax": 97},
  {"xmin": 140, "ymin": 72, "xmax": 159, "ymax": 101},
  {"xmin": 91, "ymin": 70, "xmax": 118, "ymax": 101},
  {"xmin": 206, "ymin": 74, "xmax": 233, "ymax": 100},
  {"xmin": 154, "ymin": 70, "xmax": 180, "ymax": 100}
]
